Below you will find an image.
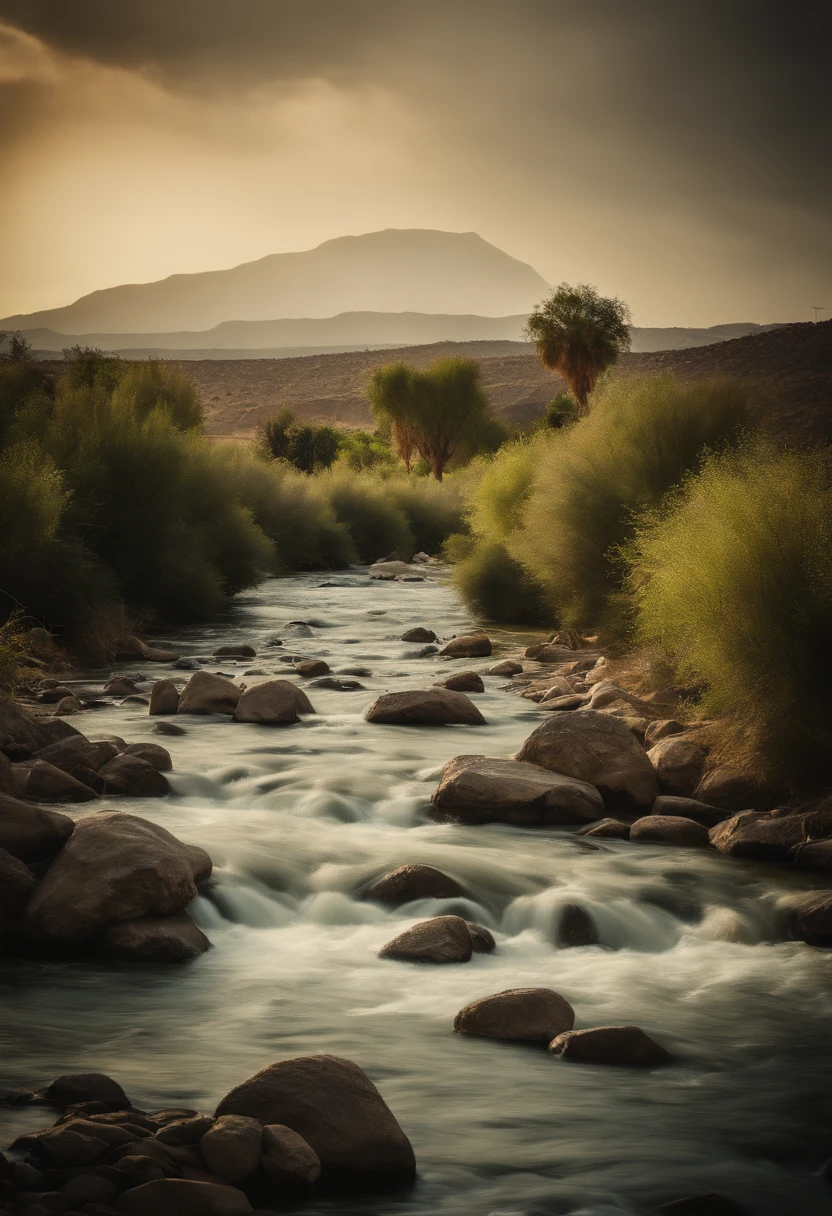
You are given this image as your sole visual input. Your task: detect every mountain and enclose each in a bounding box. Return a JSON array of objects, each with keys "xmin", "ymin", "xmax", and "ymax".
[{"xmin": 0, "ymin": 230, "xmax": 550, "ymax": 335}]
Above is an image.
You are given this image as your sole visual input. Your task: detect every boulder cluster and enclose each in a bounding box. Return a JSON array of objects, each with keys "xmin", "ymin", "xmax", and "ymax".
[{"xmin": 1, "ymin": 1056, "xmax": 415, "ymax": 1214}]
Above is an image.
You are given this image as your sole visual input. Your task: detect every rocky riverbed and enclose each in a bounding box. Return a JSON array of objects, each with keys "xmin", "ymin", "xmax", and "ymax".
[{"xmin": 2, "ymin": 569, "xmax": 832, "ymax": 1215}]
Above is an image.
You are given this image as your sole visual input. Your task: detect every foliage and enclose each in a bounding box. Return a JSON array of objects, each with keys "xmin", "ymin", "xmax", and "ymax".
[
  {"xmin": 534, "ymin": 392, "xmax": 580, "ymax": 431},
  {"xmin": 111, "ymin": 360, "xmax": 204, "ymax": 430},
  {"xmin": 383, "ymin": 475, "xmax": 466, "ymax": 553},
  {"xmin": 321, "ymin": 468, "xmax": 414, "ymax": 563},
  {"xmin": 259, "ymin": 408, "xmax": 341, "ymax": 473},
  {"xmin": 0, "ymin": 331, "xmax": 34, "ymax": 362},
  {"xmin": 526, "ymin": 283, "xmax": 631, "ymax": 414},
  {"xmin": 367, "ymin": 363, "xmax": 418, "ymax": 471},
  {"xmin": 337, "ymin": 428, "xmax": 398, "ymax": 473},
  {"xmin": 454, "ymin": 541, "xmax": 551, "ymax": 626},
  {"xmin": 61, "ymin": 346, "xmax": 123, "ymax": 393},
  {"xmin": 629, "ymin": 441, "xmax": 832, "ymax": 790}
]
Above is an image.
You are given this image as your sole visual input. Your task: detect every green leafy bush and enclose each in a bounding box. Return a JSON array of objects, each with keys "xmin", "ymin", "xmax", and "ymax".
[
  {"xmin": 320, "ymin": 469, "xmax": 414, "ymax": 563},
  {"xmin": 454, "ymin": 541, "xmax": 551, "ymax": 626},
  {"xmin": 383, "ymin": 475, "xmax": 465, "ymax": 553}
]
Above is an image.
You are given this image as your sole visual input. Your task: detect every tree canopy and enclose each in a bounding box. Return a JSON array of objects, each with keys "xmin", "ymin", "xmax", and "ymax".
[{"xmin": 259, "ymin": 408, "xmax": 341, "ymax": 473}]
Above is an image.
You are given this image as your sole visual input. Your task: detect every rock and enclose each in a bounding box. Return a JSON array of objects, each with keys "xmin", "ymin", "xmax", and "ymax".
[
  {"xmin": 233, "ymin": 680, "xmax": 315, "ymax": 725},
  {"xmin": 577, "ymin": 818, "xmax": 631, "ymax": 839},
  {"xmin": 114, "ymin": 1179, "xmax": 253, "ymax": 1215},
  {"xmin": 652, "ymin": 795, "xmax": 729, "ymax": 828},
  {"xmin": 431, "ymin": 755, "xmax": 603, "ymax": 826},
  {"xmin": 549, "ymin": 1025, "xmax": 672, "ymax": 1066},
  {"xmin": 261, "ymin": 1124, "xmax": 321, "ymax": 1193},
  {"xmin": 557, "ymin": 903, "xmax": 599, "ymax": 947},
  {"xmin": 215, "ymin": 1054, "xmax": 416, "ymax": 1187},
  {"xmin": 467, "ymin": 922, "xmax": 496, "ymax": 953},
  {"xmin": 124, "ymin": 694, "xmax": 150, "ymax": 705},
  {"xmin": 24, "ymin": 811, "xmax": 202, "ymax": 942},
  {"xmin": 115, "ymin": 636, "xmax": 181, "ymax": 663},
  {"xmin": 177, "ymin": 672, "xmax": 241, "ymax": 716},
  {"xmin": 55, "ymin": 695, "xmax": 84, "ymax": 716},
  {"xmin": 709, "ymin": 807, "xmax": 832, "ymax": 862},
  {"xmin": 99, "ymin": 755, "xmax": 170, "ymax": 797},
  {"xmin": 150, "ymin": 681, "xmax": 180, "ymax": 716},
  {"xmin": 793, "ymin": 839, "xmax": 832, "ymax": 871},
  {"xmin": 414, "ymin": 644, "xmax": 438, "ymax": 657},
  {"xmin": 61, "ymin": 1173, "xmax": 119, "ymax": 1205},
  {"xmin": 309, "ymin": 676, "xmax": 364, "ymax": 690},
  {"xmin": 20, "ymin": 1123, "xmax": 112, "ymax": 1167},
  {"xmin": 37, "ymin": 718, "xmax": 83, "ymax": 744},
  {"xmin": 629, "ymin": 815, "xmax": 710, "ymax": 848},
  {"xmin": 401, "ymin": 628, "xmax": 436, "ymax": 643},
  {"xmin": 12, "ymin": 760, "xmax": 98, "ymax": 802},
  {"xmin": 365, "ymin": 864, "xmax": 463, "ymax": 905},
  {"xmin": 294, "ymin": 660, "xmax": 330, "ymax": 678},
  {"xmin": 379, "ymin": 914, "xmax": 472, "ymax": 963},
  {"xmin": 214, "ymin": 645, "xmax": 256, "ymax": 658},
  {"xmin": 644, "ymin": 720, "xmax": 687, "ymax": 748},
  {"xmin": 439, "ymin": 632, "xmax": 492, "ymax": 658},
  {"xmin": 365, "ymin": 689, "xmax": 486, "ymax": 726},
  {"xmin": 488, "ymin": 660, "xmax": 522, "ymax": 676},
  {"xmin": 0, "ymin": 792, "xmax": 74, "ymax": 862},
  {"xmin": 154, "ymin": 722, "xmax": 187, "ymax": 737},
  {"xmin": 104, "ymin": 915, "xmax": 210, "ymax": 963},
  {"xmin": 540, "ymin": 694, "xmax": 587, "ymax": 712},
  {"xmin": 621, "ymin": 716, "xmax": 649, "ymax": 743},
  {"xmin": 155, "ymin": 1115, "xmax": 216, "ymax": 1145},
  {"xmin": 113, "ymin": 1153, "xmax": 173, "ymax": 1185},
  {"xmin": 516, "ymin": 711, "xmax": 659, "ymax": 816},
  {"xmin": 37, "ymin": 685, "xmax": 75, "ymax": 705},
  {"xmin": 43, "ymin": 1074, "xmax": 130, "ymax": 1110},
  {"xmin": 657, "ymin": 1195, "xmax": 750, "ymax": 1216},
  {"xmin": 455, "ymin": 988, "xmax": 575, "ymax": 1043},
  {"xmin": 0, "ymin": 847, "xmax": 37, "ymax": 917},
  {"xmin": 35, "ymin": 736, "xmax": 119, "ymax": 776},
  {"xmin": 433, "ymin": 671, "xmax": 485, "ymax": 693},
  {"xmin": 104, "ymin": 677, "xmax": 143, "ymax": 698},
  {"xmin": 121, "ymin": 742, "xmax": 173, "ymax": 771},
  {"xmin": 200, "ymin": 1115, "xmax": 262, "ymax": 1182},
  {"xmin": 694, "ymin": 766, "xmax": 760, "ymax": 811},
  {"xmin": 647, "ymin": 736, "xmax": 707, "ymax": 797},
  {"xmin": 791, "ymin": 893, "xmax": 832, "ymax": 945},
  {"xmin": 337, "ymin": 666, "xmax": 372, "ymax": 678},
  {"xmin": 185, "ymin": 844, "xmax": 213, "ymax": 884}
]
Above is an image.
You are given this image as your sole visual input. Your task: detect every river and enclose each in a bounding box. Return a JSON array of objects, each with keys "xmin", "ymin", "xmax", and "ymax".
[{"xmin": 2, "ymin": 572, "xmax": 832, "ymax": 1215}]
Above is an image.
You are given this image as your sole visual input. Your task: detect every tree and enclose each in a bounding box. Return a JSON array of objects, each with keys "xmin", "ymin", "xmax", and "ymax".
[
  {"xmin": 259, "ymin": 409, "xmax": 341, "ymax": 473},
  {"xmin": 525, "ymin": 283, "xmax": 631, "ymax": 415},
  {"xmin": 337, "ymin": 429, "xmax": 397, "ymax": 473},
  {"xmin": 0, "ymin": 332, "xmax": 33, "ymax": 363},
  {"xmin": 367, "ymin": 362, "xmax": 417, "ymax": 472}
]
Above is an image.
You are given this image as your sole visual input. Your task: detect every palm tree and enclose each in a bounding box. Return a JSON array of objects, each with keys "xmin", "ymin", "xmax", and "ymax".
[{"xmin": 525, "ymin": 283, "xmax": 631, "ymax": 415}]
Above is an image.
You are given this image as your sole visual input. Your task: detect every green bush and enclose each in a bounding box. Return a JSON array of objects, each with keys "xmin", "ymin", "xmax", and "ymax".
[
  {"xmin": 383, "ymin": 475, "xmax": 465, "ymax": 553},
  {"xmin": 320, "ymin": 468, "xmax": 414, "ymax": 563},
  {"xmin": 111, "ymin": 360, "xmax": 203, "ymax": 430},
  {"xmin": 629, "ymin": 440, "xmax": 832, "ymax": 789},
  {"xmin": 454, "ymin": 541, "xmax": 552, "ymax": 626},
  {"xmin": 336, "ymin": 429, "xmax": 398, "ymax": 473}
]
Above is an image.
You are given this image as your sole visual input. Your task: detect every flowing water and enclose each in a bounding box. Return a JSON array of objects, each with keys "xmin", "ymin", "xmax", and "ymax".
[{"xmin": 2, "ymin": 572, "xmax": 832, "ymax": 1215}]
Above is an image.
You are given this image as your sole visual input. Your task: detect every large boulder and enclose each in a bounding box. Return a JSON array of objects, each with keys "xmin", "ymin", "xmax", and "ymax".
[
  {"xmin": 516, "ymin": 711, "xmax": 659, "ymax": 815},
  {"xmin": 556, "ymin": 903, "xmax": 599, "ymax": 947},
  {"xmin": 114, "ymin": 1179, "xmax": 253, "ymax": 1215},
  {"xmin": 364, "ymin": 864, "xmax": 463, "ymax": 905},
  {"xmin": 488, "ymin": 660, "xmax": 523, "ymax": 676},
  {"xmin": 233, "ymin": 680, "xmax": 315, "ymax": 725},
  {"xmin": 365, "ymin": 689, "xmax": 485, "ymax": 726},
  {"xmin": 104, "ymin": 914, "xmax": 210, "ymax": 963},
  {"xmin": 791, "ymin": 893, "xmax": 832, "ymax": 945},
  {"xmin": 651, "ymin": 795, "xmax": 729, "ymax": 829},
  {"xmin": 629, "ymin": 815, "xmax": 710, "ymax": 848},
  {"xmin": 793, "ymin": 839, "xmax": 832, "ymax": 871},
  {"xmin": 200, "ymin": 1115, "xmax": 263, "ymax": 1182},
  {"xmin": 0, "ymin": 792, "xmax": 74, "ymax": 862},
  {"xmin": 643, "ymin": 719, "xmax": 687, "ymax": 748},
  {"xmin": 647, "ymin": 735, "xmax": 707, "ymax": 797},
  {"xmin": 99, "ymin": 754, "xmax": 170, "ymax": 797},
  {"xmin": 122, "ymin": 742, "xmax": 173, "ymax": 771},
  {"xmin": 34, "ymin": 735, "xmax": 118, "ymax": 775},
  {"xmin": 24, "ymin": 812, "xmax": 204, "ymax": 942},
  {"xmin": 42, "ymin": 1072, "xmax": 130, "ymax": 1110},
  {"xmin": 709, "ymin": 807, "xmax": 832, "ymax": 863},
  {"xmin": 379, "ymin": 915, "xmax": 472, "ymax": 963},
  {"xmin": 454, "ymin": 988, "xmax": 574, "ymax": 1043},
  {"xmin": 11, "ymin": 759, "xmax": 98, "ymax": 802},
  {"xmin": 150, "ymin": 680, "xmax": 181, "ymax": 716},
  {"xmin": 577, "ymin": 817, "xmax": 631, "ymax": 839},
  {"xmin": 439, "ymin": 632, "xmax": 492, "ymax": 659},
  {"xmin": 37, "ymin": 717, "xmax": 83, "ymax": 744},
  {"xmin": 0, "ymin": 696, "xmax": 51, "ymax": 752},
  {"xmin": 261, "ymin": 1124, "xmax": 321, "ymax": 1193},
  {"xmin": 433, "ymin": 671, "xmax": 485, "ymax": 693},
  {"xmin": 467, "ymin": 922, "xmax": 496, "ymax": 953},
  {"xmin": 431, "ymin": 755, "xmax": 604, "ymax": 826},
  {"xmin": 401, "ymin": 627, "xmax": 436, "ymax": 643},
  {"xmin": 214, "ymin": 644, "xmax": 257, "ymax": 658},
  {"xmin": 177, "ymin": 672, "xmax": 241, "ymax": 716},
  {"xmin": 549, "ymin": 1025, "xmax": 672, "ymax": 1066},
  {"xmin": 214, "ymin": 1055, "xmax": 416, "ymax": 1188},
  {"xmin": 0, "ymin": 846, "xmax": 37, "ymax": 917},
  {"xmin": 694, "ymin": 766, "xmax": 760, "ymax": 811}
]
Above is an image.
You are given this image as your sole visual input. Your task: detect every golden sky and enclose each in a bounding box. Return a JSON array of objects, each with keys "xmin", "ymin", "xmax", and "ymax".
[{"xmin": 0, "ymin": 1, "xmax": 829, "ymax": 326}]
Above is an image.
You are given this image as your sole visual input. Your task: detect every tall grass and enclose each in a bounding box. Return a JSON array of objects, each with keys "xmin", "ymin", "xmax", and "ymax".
[{"xmin": 629, "ymin": 440, "xmax": 832, "ymax": 789}]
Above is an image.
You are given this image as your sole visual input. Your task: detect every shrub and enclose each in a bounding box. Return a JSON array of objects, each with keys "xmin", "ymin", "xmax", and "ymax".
[
  {"xmin": 629, "ymin": 440, "xmax": 832, "ymax": 790},
  {"xmin": 466, "ymin": 436, "xmax": 544, "ymax": 544},
  {"xmin": 454, "ymin": 541, "xmax": 552, "ymax": 626},
  {"xmin": 336, "ymin": 429, "xmax": 398, "ymax": 473},
  {"xmin": 111, "ymin": 360, "xmax": 203, "ymax": 430},
  {"xmin": 383, "ymin": 475, "xmax": 465, "ymax": 553},
  {"xmin": 319, "ymin": 469, "xmax": 414, "ymax": 563},
  {"xmin": 259, "ymin": 408, "xmax": 341, "ymax": 472}
]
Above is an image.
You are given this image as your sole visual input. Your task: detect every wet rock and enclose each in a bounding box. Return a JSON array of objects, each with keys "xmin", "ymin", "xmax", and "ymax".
[
  {"xmin": 114, "ymin": 1178, "xmax": 253, "ymax": 1215},
  {"xmin": 431, "ymin": 755, "xmax": 603, "ymax": 826},
  {"xmin": 20, "ymin": 1123, "xmax": 112, "ymax": 1167},
  {"xmin": 791, "ymin": 893, "xmax": 832, "ymax": 945},
  {"xmin": 379, "ymin": 914, "xmax": 473, "ymax": 963},
  {"xmin": 215, "ymin": 1054, "xmax": 416, "ymax": 1187},
  {"xmin": 233, "ymin": 680, "xmax": 315, "ymax": 725},
  {"xmin": 42, "ymin": 1074, "xmax": 130, "ymax": 1111},
  {"xmin": 577, "ymin": 818, "xmax": 631, "ymax": 839},
  {"xmin": 467, "ymin": 922, "xmax": 496, "ymax": 953},
  {"xmin": 104, "ymin": 915, "xmax": 210, "ymax": 963},
  {"xmin": 112, "ymin": 1153, "xmax": 171, "ymax": 1185},
  {"xmin": 99, "ymin": 755, "xmax": 170, "ymax": 797},
  {"xmin": 35, "ymin": 736, "xmax": 118, "ymax": 775},
  {"xmin": 549, "ymin": 1025, "xmax": 672, "ymax": 1066},
  {"xmin": 294, "ymin": 659, "xmax": 330, "ymax": 678},
  {"xmin": 401, "ymin": 627, "xmax": 436, "ymax": 643},
  {"xmin": 115, "ymin": 636, "xmax": 180, "ymax": 663},
  {"xmin": 124, "ymin": 694, "xmax": 150, "ymax": 705},
  {"xmin": 656, "ymin": 1194, "xmax": 750, "ymax": 1215},
  {"xmin": 488, "ymin": 661, "xmax": 523, "ymax": 676},
  {"xmin": 174, "ymin": 658, "xmax": 201, "ymax": 670},
  {"xmin": 557, "ymin": 903, "xmax": 599, "ymax": 947},
  {"xmin": 516, "ymin": 711, "xmax": 659, "ymax": 816},
  {"xmin": 433, "ymin": 671, "xmax": 485, "ymax": 693},
  {"xmin": 177, "ymin": 672, "xmax": 241, "ymax": 716},
  {"xmin": 365, "ymin": 689, "xmax": 486, "ymax": 726},
  {"xmin": 121, "ymin": 742, "xmax": 173, "ymax": 772},
  {"xmin": 365, "ymin": 864, "xmax": 463, "ymax": 905},
  {"xmin": 261, "ymin": 1124, "xmax": 321, "ymax": 1193},
  {"xmin": 184, "ymin": 845, "xmax": 213, "ymax": 884},
  {"xmin": 0, "ymin": 699, "xmax": 51, "ymax": 749},
  {"xmin": 709, "ymin": 807, "xmax": 832, "ymax": 862},
  {"xmin": 629, "ymin": 815, "xmax": 710, "ymax": 848},
  {"xmin": 155, "ymin": 1115, "xmax": 216, "ymax": 1146},
  {"xmin": 0, "ymin": 847, "xmax": 37, "ymax": 917},
  {"xmin": 0, "ymin": 792, "xmax": 74, "ymax": 862},
  {"xmin": 150, "ymin": 680, "xmax": 180, "ymax": 716},
  {"xmin": 793, "ymin": 839, "xmax": 832, "ymax": 871},
  {"xmin": 652, "ymin": 795, "xmax": 729, "ymax": 829},
  {"xmin": 12, "ymin": 760, "xmax": 98, "ymax": 803},
  {"xmin": 439, "ymin": 632, "xmax": 492, "ymax": 659},
  {"xmin": 24, "ymin": 811, "xmax": 203, "ymax": 943},
  {"xmin": 55, "ymin": 695, "xmax": 84, "ymax": 716},
  {"xmin": 454, "ymin": 988, "xmax": 575, "ymax": 1043},
  {"xmin": 154, "ymin": 722, "xmax": 187, "ymax": 737},
  {"xmin": 643, "ymin": 719, "xmax": 687, "ymax": 748},
  {"xmin": 61, "ymin": 1173, "xmax": 119, "ymax": 1205},
  {"xmin": 338, "ymin": 666, "xmax": 372, "ymax": 678},
  {"xmin": 214, "ymin": 645, "xmax": 256, "ymax": 658},
  {"xmin": 104, "ymin": 676, "xmax": 144, "ymax": 698},
  {"xmin": 414, "ymin": 644, "xmax": 439, "ymax": 657},
  {"xmin": 540, "ymin": 694, "xmax": 587, "ymax": 711},
  {"xmin": 309, "ymin": 676, "xmax": 364, "ymax": 690},
  {"xmin": 37, "ymin": 685, "xmax": 75, "ymax": 705},
  {"xmin": 200, "ymin": 1115, "xmax": 262, "ymax": 1182},
  {"xmin": 647, "ymin": 736, "xmax": 707, "ymax": 797},
  {"xmin": 694, "ymin": 766, "xmax": 760, "ymax": 811},
  {"xmin": 37, "ymin": 719, "xmax": 83, "ymax": 744}
]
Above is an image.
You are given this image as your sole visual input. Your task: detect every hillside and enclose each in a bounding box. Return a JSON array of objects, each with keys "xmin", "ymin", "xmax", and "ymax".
[{"xmin": 0, "ymin": 230, "xmax": 549, "ymax": 334}]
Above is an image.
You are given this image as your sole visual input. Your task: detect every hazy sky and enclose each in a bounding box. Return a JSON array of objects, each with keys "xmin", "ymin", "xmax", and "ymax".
[{"xmin": 0, "ymin": 0, "xmax": 829, "ymax": 326}]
